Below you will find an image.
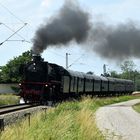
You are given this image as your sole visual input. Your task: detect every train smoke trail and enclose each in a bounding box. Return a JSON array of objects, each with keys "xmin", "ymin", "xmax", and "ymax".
[
  {"xmin": 32, "ymin": 1, "xmax": 90, "ymax": 54},
  {"xmin": 32, "ymin": 0, "xmax": 140, "ymax": 61},
  {"xmin": 87, "ymin": 21, "xmax": 140, "ymax": 61}
]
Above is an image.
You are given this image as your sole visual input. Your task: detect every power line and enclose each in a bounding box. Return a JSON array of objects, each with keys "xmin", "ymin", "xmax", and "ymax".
[
  {"xmin": 0, "ymin": 2, "xmax": 24, "ymax": 24},
  {"xmin": 0, "ymin": 2, "xmax": 31, "ymax": 45},
  {"xmin": 48, "ymin": 50, "xmax": 66, "ymax": 59},
  {"xmin": 7, "ymin": 40, "xmax": 31, "ymax": 43},
  {"xmin": 1, "ymin": 23, "xmax": 31, "ymax": 43},
  {"xmin": 68, "ymin": 54, "xmax": 85, "ymax": 68},
  {"xmin": 0, "ymin": 23, "xmax": 28, "ymax": 45}
]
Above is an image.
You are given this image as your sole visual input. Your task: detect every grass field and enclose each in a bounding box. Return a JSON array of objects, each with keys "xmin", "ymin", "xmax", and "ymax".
[
  {"xmin": 0, "ymin": 94, "xmax": 19, "ymax": 105},
  {"xmin": 133, "ymin": 103, "xmax": 140, "ymax": 113},
  {"xmin": 0, "ymin": 95, "xmax": 139, "ymax": 140}
]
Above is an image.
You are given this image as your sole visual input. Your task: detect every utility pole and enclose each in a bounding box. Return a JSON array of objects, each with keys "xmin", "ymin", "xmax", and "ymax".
[
  {"xmin": 66, "ymin": 53, "xmax": 84, "ymax": 69},
  {"xmin": 103, "ymin": 64, "xmax": 107, "ymax": 75},
  {"xmin": 66, "ymin": 53, "xmax": 70, "ymax": 69}
]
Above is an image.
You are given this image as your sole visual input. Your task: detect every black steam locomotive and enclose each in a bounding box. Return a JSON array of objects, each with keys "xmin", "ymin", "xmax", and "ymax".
[{"xmin": 19, "ymin": 55, "xmax": 134, "ymax": 103}]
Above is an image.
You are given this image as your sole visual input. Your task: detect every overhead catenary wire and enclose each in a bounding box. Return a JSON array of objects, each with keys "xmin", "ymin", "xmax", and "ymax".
[
  {"xmin": 0, "ymin": 23, "xmax": 28, "ymax": 46},
  {"xmin": 0, "ymin": 2, "xmax": 31, "ymax": 45},
  {"xmin": 0, "ymin": 1, "xmax": 37, "ymax": 37},
  {"xmin": 0, "ymin": 2, "xmax": 25, "ymax": 24},
  {"xmin": 48, "ymin": 50, "xmax": 66, "ymax": 59},
  {"xmin": 0, "ymin": 2, "xmax": 37, "ymax": 37},
  {"xmin": 68, "ymin": 54, "xmax": 85, "ymax": 68},
  {"xmin": 7, "ymin": 40, "xmax": 31, "ymax": 43},
  {"xmin": 1, "ymin": 23, "xmax": 31, "ymax": 43}
]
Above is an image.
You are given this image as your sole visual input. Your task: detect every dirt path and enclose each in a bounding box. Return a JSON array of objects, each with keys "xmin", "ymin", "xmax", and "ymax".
[{"xmin": 96, "ymin": 99, "xmax": 140, "ymax": 140}]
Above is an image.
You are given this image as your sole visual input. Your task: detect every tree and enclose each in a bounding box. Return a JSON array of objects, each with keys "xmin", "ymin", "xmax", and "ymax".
[
  {"xmin": 120, "ymin": 60, "xmax": 135, "ymax": 72},
  {"xmin": 120, "ymin": 60, "xmax": 136, "ymax": 79},
  {"xmin": 0, "ymin": 51, "xmax": 32, "ymax": 83},
  {"xmin": 86, "ymin": 71, "xmax": 94, "ymax": 75},
  {"xmin": 109, "ymin": 70, "xmax": 121, "ymax": 78}
]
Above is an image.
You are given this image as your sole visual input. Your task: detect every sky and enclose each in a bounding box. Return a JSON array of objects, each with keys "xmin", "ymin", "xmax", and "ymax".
[{"xmin": 0, "ymin": 0, "xmax": 140, "ymax": 75}]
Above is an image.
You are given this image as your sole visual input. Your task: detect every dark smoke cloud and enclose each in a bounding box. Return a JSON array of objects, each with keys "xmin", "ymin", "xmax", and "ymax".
[
  {"xmin": 32, "ymin": 0, "xmax": 140, "ymax": 61},
  {"xmin": 87, "ymin": 21, "xmax": 140, "ymax": 61},
  {"xmin": 32, "ymin": 0, "xmax": 90, "ymax": 54}
]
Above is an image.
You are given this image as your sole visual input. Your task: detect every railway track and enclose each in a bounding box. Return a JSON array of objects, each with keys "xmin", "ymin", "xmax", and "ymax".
[
  {"xmin": 0, "ymin": 104, "xmax": 49, "ymax": 131},
  {"xmin": 0, "ymin": 104, "xmax": 39, "ymax": 115}
]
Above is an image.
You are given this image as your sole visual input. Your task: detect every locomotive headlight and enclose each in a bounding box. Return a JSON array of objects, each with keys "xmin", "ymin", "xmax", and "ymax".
[{"xmin": 45, "ymin": 84, "xmax": 48, "ymax": 87}]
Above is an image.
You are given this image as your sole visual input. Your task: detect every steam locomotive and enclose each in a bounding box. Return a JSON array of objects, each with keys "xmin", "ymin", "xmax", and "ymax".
[{"xmin": 19, "ymin": 55, "xmax": 134, "ymax": 103}]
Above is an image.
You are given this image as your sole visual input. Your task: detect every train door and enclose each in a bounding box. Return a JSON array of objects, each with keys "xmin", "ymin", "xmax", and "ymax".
[{"xmin": 62, "ymin": 76, "xmax": 70, "ymax": 93}]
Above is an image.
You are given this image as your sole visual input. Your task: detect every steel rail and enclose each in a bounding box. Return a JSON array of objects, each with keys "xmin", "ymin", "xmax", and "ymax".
[{"xmin": 0, "ymin": 104, "xmax": 38, "ymax": 115}]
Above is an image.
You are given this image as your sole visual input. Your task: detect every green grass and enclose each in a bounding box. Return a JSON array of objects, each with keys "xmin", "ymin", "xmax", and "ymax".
[
  {"xmin": 0, "ymin": 94, "xmax": 19, "ymax": 105},
  {"xmin": 0, "ymin": 95, "xmax": 139, "ymax": 140},
  {"xmin": 133, "ymin": 103, "xmax": 140, "ymax": 113}
]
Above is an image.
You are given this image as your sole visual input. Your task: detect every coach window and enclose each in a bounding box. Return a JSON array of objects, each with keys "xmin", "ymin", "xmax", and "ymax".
[
  {"xmin": 81, "ymin": 79, "xmax": 83, "ymax": 84},
  {"xmin": 73, "ymin": 77, "xmax": 75, "ymax": 90}
]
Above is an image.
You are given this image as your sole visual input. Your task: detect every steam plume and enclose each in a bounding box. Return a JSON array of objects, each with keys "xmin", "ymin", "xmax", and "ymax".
[
  {"xmin": 87, "ymin": 21, "xmax": 140, "ymax": 61},
  {"xmin": 32, "ymin": 1, "xmax": 90, "ymax": 54}
]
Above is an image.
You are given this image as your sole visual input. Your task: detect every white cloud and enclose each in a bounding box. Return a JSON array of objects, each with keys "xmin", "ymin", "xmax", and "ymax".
[
  {"xmin": 89, "ymin": 0, "xmax": 140, "ymax": 24},
  {"xmin": 41, "ymin": 0, "xmax": 52, "ymax": 8}
]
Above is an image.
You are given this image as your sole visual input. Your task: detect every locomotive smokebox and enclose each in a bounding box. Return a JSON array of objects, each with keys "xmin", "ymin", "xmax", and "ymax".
[{"xmin": 32, "ymin": 53, "xmax": 44, "ymax": 62}]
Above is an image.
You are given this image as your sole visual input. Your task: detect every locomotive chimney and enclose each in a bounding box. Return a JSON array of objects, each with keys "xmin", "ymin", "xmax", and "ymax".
[{"xmin": 31, "ymin": 52, "xmax": 44, "ymax": 62}]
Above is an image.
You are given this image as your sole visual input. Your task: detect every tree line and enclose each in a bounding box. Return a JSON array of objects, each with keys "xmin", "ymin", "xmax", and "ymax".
[
  {"xmin": 106, "ymin": 60, "xmax": 140, "ymax": 90},
  {"xmin": 0, "ymin": 51, "xmax": 32, "ymax": 83}
]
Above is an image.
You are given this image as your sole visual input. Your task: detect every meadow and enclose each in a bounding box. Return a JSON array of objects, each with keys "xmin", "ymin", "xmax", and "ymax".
[
  {"xmin": 0, "ymin": 95, "xmax": 139, "ymax": 140},
  {"xmin": 0, "ymin": 94, "xmax": 19, "ymax": 105},
  {"xmin": 133, "ymin": 102, "xmax": 140, "ymax": 113}
]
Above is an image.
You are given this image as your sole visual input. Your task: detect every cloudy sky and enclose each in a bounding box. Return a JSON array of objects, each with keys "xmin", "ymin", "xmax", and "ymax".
[{"xmin": 0, "ymin": 0, "xmax": 140, "ymax": 75}]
